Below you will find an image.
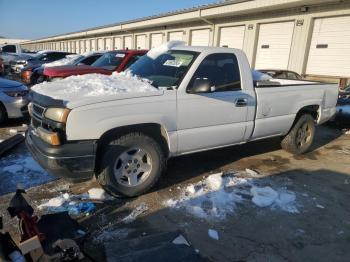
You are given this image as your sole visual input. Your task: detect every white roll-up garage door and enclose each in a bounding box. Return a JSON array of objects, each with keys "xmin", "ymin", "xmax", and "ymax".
[
  {"xmin": 75, "ymin": 41, "xmax": 80, "ymax": 53},
  {"xmin": 114, "ymin": 37, "xmax": 122, "ymax": 50},
  {"xmin": 124, "ymin": 36, "xmax": 133, "ymax": 49},
  {"xmin": 80, "ymin": 40, "xmax": 85, "ymax": 54},
  {"xmin": 219, "ymin": 26, "xmax": 245, "ymax": 49},
  {"xmin": 191, "ymin": 29, "xmax": 210, "ymax": 46},
  {"xmin": 255, "ymin": 21, "xmax": 295, "ymax": 70},
  {"xmin": 91, "ymin": 39, "xmax": 96, "ymax": 51},
  {"xmin": 97, "ymin": 38, "xmax": 104, "ymax": 51},
  {"xmin": 136, "ymin": 35, "xmax": 147, "ymax": 49},
  {"xmin": 105, "ymin": 38, "xmax": 112, "ymax": 50},
  {"xmin": 85, "ymin": 40, "xmax": 91, "ymax": 52},
  {"xmin": 306, "ymin": 16, "xmax": 350, "ymax": 77},
  {"xmin": 151, "ymin": 33, "xmax": 163, "ymax": 48},
  {"xmin": 169, "ymin": 31, "xmax": 183, "ymax": 41}
]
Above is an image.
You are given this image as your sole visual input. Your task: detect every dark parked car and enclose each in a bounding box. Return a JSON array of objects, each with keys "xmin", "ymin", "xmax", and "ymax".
[
  {"xmin": 25, "ymin": 52, "xmax": 103, "ymax": 85},
  {"xmin": 334, "ymin": 85, "xmax": 350, "ymax": 126},
  {"xmin": 11, "ymin": 51, "xmax": 73, "ymax": 82},
  {"xmin": 259, "ymin": 69, "xmax": 303, "ymax": 80}
]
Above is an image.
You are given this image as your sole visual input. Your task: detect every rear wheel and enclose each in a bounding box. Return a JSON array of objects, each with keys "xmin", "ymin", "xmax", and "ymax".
[
  {"xmin": 281, "ymin": 114, "xmax": 315, "ymax": 155},
  {"xmin": 97, "ymin": 132, "xmax": 165, "ymax": 197}
]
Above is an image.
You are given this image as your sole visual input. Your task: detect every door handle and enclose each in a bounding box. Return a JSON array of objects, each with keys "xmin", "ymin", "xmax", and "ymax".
[{"xmin": 235, "ymin": 98, "xmax": 248, "ymax": 107}]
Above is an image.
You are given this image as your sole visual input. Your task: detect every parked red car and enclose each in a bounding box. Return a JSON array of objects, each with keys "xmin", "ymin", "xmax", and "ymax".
[{"xmin": 43, "ymin": 50, "xmax": 147, "ymax": 81}]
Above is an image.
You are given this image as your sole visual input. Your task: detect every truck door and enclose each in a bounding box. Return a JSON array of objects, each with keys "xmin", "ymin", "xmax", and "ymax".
[{"xmin": 177, "ymin": 53, "xmax": 250, "ymax": 153}]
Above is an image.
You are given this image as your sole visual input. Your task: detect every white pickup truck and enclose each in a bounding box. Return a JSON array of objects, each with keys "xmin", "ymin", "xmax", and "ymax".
[
  {"xmin": 26, "ymin": 42, "xmax": 338, "ymax": 197},
  {"xmin": 0, "ymin": 43, "xmax": 35, "ymax": 71}
]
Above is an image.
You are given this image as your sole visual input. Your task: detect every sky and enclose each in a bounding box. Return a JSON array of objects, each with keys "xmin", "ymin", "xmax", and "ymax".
[{"xmin": 0, "ymin": 0, "xmax": 218, "ymax": 40}]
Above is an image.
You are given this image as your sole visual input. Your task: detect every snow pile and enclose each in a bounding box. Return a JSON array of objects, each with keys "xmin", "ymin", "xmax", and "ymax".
[
  {"xmin": 165, "ymin": 172, "xmax": 250, "ymax": 219},
  {"xmin": 165, "ymin": 171, "xmax": 299, "ymax": 220},
  {"xmin": 31, "ymin": 71, "xmax": 158, "ymax": 100},
  {"xmin": 208, "ymin": 229, "xmax": 219, "ymax": 240},
  {"xmin": 43, "ymin": 55, "xmax": 80, "ymax": 67},
  {"xmin": 0, "ymin": 154, "xmax": 55, "ymax": 195},
  {"xmin": 87, "ymin": 188, "xmax": 108, "ymax": 200},
  {"xmin": 250, "ymin": 186, "xmax": 298, "ymax": 213},
  {"xmin": 147, "ymin": 41, "xmax": 185, "ymax": 60}
]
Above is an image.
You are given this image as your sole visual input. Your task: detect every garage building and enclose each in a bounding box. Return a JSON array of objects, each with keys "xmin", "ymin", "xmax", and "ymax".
[{"xmin": 21, "ymin": 0, "xmax": 350, "ymax": 84}]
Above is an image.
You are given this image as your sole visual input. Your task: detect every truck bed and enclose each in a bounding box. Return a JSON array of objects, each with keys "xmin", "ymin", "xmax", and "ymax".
[{"xmin": 251, "ymin": 80, "xmax": 338, "ymax": 140}]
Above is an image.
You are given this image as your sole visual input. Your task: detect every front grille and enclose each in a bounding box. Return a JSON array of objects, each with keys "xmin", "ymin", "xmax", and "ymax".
[{"xmin": 31, "ymin": 103, "xmax": 46, "ymax": 128}]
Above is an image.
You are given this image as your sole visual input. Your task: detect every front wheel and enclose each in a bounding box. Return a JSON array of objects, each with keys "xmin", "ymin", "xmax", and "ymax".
[
  {"xmin": 281, "ymin": 114, "xmax": 316, "ymax": 155},
  {"xmin": 97, "ymin": 132, "xmax": 166, "ymax": 197}
]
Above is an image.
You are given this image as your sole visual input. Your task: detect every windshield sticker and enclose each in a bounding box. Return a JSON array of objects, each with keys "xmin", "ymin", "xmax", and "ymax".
[
  {"xmin": 115, "ymin": 53, "xmax": 126, "ymax": 58},
  {"xmin": 163, "ymin": 60, "xmax": 183, "ymax": 67}
]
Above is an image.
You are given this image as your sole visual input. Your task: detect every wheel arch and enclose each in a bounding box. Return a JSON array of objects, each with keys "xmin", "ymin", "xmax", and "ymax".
[
  {"xmin": 289, "ymin": 104, "xmax": 319, "ymax": 132},
  {"xmin": 94, "ymin": 123, "xmax": 170, "ymax": 174}
]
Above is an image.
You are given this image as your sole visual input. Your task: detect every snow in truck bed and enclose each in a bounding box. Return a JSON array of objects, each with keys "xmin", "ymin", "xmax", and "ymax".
[{"xmin": 31, "ymin": 72, "xmax": 159, "ymax": 105}]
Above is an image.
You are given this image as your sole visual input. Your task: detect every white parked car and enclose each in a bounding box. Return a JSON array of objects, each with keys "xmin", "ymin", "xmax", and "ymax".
[
  {"xmin": 26, "ymin": 42, "xmax": 338, "ymax": 197},
  {"xmin": 0, "ymin": 77, "xmax": 28, "ymax": 124}
]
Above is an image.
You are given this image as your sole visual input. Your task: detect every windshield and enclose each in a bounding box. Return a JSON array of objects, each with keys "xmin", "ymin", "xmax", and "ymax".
[
  {"xmin": 128, "ymin": 50, "xmax": 197, "ymax": 88},
  {"xmin": 91, "ymin": 51, "xmax": 126, "ymax": 70}
]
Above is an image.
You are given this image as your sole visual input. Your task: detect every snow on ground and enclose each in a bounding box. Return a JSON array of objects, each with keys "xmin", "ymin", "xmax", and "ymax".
[
  {"xmin": 31, "ymin": 72, "xmax": 157, "ymax": 100},
  {"xmin": 0, "ymin": 153, "xmax": 55, "ymax": 195},
  {"xmin": 165, "ymin": 171, "xmax": 299, "ymax": 220}
]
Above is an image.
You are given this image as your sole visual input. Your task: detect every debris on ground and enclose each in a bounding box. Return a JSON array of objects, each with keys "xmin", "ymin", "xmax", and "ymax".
[
  {"xmin": 316, "ymin": 204, "xmax": 325, "ymax": 209},
  {"xmin": 208, "ymin": 229, "xmax": 219, "ymax": 240},
  {"xmin": 122, "ymin": 203, "xmax": 148, "ymax": 224},
  {"xmin": 165, "ymin": 170, "xmax": 299, "ymax": 219},
  {"xmin": 172, "ymin": 234, "xmax": 190, "ymax": 246}
]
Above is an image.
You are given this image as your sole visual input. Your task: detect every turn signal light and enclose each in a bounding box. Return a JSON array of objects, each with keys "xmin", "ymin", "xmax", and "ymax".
[{"xmin": 37, "ymin": 127, "xmax": 61, "ymax": 146}]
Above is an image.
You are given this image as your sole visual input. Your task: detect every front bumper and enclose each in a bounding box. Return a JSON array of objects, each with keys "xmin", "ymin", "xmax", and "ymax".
[{"xmin": 25, "ymin": 127, "xmax": 96, "ymax": 181}]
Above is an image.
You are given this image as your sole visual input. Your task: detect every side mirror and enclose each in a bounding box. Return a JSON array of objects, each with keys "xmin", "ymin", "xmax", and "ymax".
[
  {"xmin": 188, "ymin": 78, "xmax": 213, "ymax": 94},
  {"xmin": 0, "ymin": 47, "xmax": 3, "ymax": 53}
]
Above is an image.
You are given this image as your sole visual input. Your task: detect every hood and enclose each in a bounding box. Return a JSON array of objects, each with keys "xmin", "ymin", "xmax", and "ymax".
[
  {"xmin": 0, "ymin": 77, "xmax": 24, "ymax": 89},
  {"xmin": 43, "ymin": 65, "xmax": 111, "ymax": 78},
  {"xmin": 31, "ymin": 72, "xmax": 162, "ymax": 108}
]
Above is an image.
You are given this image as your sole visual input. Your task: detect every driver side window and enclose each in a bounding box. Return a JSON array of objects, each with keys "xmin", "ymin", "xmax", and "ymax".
[{"xmin": 189, "ymin": 53, "xmax": 241, "ymax": 92}]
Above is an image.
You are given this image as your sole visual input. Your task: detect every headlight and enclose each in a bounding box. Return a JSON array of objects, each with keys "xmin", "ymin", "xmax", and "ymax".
[
  {"xmin": 4, "ymin": 90, "xmax": 28, "ymax": 97},
  {"xmin": 44, "ymin": 107, "xmax": 71, "ymax": 123}
]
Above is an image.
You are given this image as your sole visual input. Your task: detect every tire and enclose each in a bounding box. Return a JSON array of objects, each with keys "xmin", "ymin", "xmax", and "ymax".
[
  {"xmin": 281, "ymin": 114, "xmax": 315, "ymax": 155},
  {"xmin": 0, "ymin": 103, "xmax": 7, "ymax": 125},
  {"xmin": 97, "ymin": 132, "xmax": 166, "ymax": 197}
]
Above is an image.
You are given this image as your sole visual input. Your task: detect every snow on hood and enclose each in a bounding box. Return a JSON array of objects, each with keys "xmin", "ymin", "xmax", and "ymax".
[
  {"xmin": 43, "ymin": 54, "xmax": 80, "ymax": 68},
  {"xmin": 31, "ymin": 71, "xmax": 159, "ymax": 107}
]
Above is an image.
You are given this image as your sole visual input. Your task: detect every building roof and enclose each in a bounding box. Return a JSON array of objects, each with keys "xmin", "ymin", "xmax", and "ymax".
[{"xmin": 27, "ymin": 0, "xmax": 250, "ymax": 42}]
